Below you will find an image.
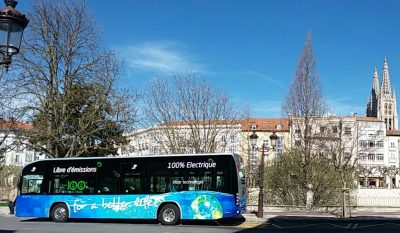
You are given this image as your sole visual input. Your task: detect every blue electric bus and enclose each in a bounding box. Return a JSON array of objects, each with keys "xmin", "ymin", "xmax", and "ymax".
[{"xmin": 16, "ymin": 153, "xmax": 246, "ymax": 225}]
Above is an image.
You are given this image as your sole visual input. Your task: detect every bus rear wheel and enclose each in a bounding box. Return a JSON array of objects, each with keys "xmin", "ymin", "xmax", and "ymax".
[
  {"xmin": 158, "ymin": 204, "xmax": 180, "ymax": 225},
  {"xmin": 51, "ymin": 203, "xmax": 69, "ymax": 222}
]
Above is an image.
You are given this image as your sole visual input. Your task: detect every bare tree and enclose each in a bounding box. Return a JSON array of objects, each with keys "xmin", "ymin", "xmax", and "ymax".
[
  {"xmin": 12, "ymin": 0, "xmax": 137, "ymax": 158},
  {"xmin": 278, "ymin": 30, "xmax": 330, "ymax": 206},
  {"xmin": 0, "ymin": 69, "xmax": 27, "ymax": 168},
  {"xmin": 143, "ymin": 73, "xmax": 240, "ymax": 154},
  {"xmin": 316, "ymin": 118, "xmax": 362, "ymax": 217}
]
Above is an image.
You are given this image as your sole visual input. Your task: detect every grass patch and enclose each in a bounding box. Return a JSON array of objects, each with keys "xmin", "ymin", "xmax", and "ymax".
[{"xmin": 0, "ymin": 201, "xmax": 7, "ymax": 206}]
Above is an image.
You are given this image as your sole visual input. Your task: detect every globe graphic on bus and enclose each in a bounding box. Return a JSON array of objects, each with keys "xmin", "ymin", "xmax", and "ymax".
[{"xmin": 191, "ymin": 195, "xmax": 223, "ymax": 219}]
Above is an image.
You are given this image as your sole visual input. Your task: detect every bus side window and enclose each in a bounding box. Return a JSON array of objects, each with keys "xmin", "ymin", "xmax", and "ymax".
[
  {"xmin": 123, "ymin": 176, "xmax": 143, "ymax": 194},
  {"xmin": 121, "ymin": 163, "xmax": 146, "ymax": 194},
  {"xmin": 96, "ymin": 163, "xmax": 120, "ymax": 194},
  {"xmin": 216, "ymin": 170, "xmax": 229, "ymax": 193},
  {"xmin": 96, "ymin": 177, "xmax": 118, "ymax": 194}
]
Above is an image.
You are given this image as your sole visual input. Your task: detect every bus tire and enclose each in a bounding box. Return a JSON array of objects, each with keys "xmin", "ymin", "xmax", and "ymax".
[
  {"xmin": 158, "ymin": 204, "xmax": 180, "ymax": 225},
  {"xmin": 51, "ymin": 203, "xmax": 69, "ymax": 222}
]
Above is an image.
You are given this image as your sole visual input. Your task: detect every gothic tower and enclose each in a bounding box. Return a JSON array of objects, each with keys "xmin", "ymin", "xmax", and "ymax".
[
  {"xmin": 366, "ymin": 58, "xmax": 398, "ymax": 130},
  {"xmin": 366, "ymin": 68, "xmax": 379, "ymax": 117}
]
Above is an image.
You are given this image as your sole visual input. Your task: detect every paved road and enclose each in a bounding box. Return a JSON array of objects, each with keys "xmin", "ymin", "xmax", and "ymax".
[
  {"xmin": 0, "ymin": 216, "xmax": 241, "ymax": 233},
  {"xmin": 1, "ymin": 216, "xmax": 400, "ymax": 233},
  {"xmin": 238, "ymin": 216, "xmax": 400, "ymax": 233}
]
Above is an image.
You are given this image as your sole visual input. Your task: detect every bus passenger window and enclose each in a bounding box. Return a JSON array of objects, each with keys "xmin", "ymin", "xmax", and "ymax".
[
  {"xmin": 96, "ymin": 177, "xmax": 118, "ymax": 194},
  {"xmin": 216, "ymin": 170, "xmax": 230, "ymax": 193},
  {"xmin": 123, "ymin": 177, "xmax": 143, "ymax": 194}
]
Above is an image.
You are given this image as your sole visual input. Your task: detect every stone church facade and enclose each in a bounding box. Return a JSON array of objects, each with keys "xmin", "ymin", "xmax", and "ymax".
[{"xmin": 366, "ymin": 57, "xmax": 398, "ymax": 130}]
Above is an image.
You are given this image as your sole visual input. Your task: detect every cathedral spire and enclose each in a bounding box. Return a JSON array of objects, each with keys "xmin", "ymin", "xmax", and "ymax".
[
  {"xmin": 373, "ymin": 67, "xmax": 379, "ymax": 94},
  {"xmin": 381, "ymin": 57, "xmax": 392, "ymax": 96},
  {"xmin": 366, "ymin": 68, "xmax": 380, "ymax": 117}
]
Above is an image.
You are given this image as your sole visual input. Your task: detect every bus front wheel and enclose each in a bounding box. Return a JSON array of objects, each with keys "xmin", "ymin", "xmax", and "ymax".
[
  {"xmin": 51, "ymin": 203, "xmax": 69, "ymax": 222},
  {"xmin": 158, "ymin": 204, "xmax": 180, "ymax": 225}
]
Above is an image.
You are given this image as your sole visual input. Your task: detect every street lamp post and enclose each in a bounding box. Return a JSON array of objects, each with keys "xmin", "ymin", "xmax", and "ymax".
[
  {"xmin": 0, "ymin": 0, "xmax": 29, "ymax": 71},
  {"xmin": 249, "ymin": 130, "xmax": 278, "ymax": 218}
]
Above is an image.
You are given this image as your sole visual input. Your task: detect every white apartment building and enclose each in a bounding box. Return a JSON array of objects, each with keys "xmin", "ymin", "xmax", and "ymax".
[
  {"xmin": 119, "ymin": 121, "xmax": 243, "ymax": 156},
  {"xmin": 289, "ymin": 115, "xmax": 399, "ymax": 189},
  {"xmin": 1, "ymin": 120, "xmax": 45, "ymax": 167}
]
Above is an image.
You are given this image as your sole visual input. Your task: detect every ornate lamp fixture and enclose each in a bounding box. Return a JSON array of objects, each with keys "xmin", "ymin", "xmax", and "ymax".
[{"xmin": 0, "ymin": 0, "xmax": 29, "ymax": 71}]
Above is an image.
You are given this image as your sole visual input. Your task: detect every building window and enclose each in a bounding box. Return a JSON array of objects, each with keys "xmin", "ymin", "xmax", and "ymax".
[
  {"xmin": 15, "ymin": 143, "xmax": 24, "ymax": 152},
  {"xmin": 263, "ymin": 139, "xmax": 269, "ymax": 148},
  {"xmin": 25, "ymin": 154, "xmax": 32, "ymax": 162},
  {"xmin": 344, "ymin": 127, "xmax": 351, "ymax": 135},
  {"xmin": 390, "ymin": 152, "xmax": 396, "ymax": 162},
  {"xmin": 276, "ymin": 137, "xmax": 284, "ymax": 149},
  {"xmin": 15, "ymin": 154, "xmax": 20, "ymax": 163},
  {"xmin": 332, "ymin": 126, "xmax": 338, "ymax": 133},
  {"xmin": 359, "ymin": 154, "xmax": 366, "ymax": 160},
  {"xmin": 221, "ymin": 135, "xmax": 226, "ymax": 143},
  {"xmin": 391, "ymin": 142, "xmax": 396, "ymax": 149},
  {"xmin": 377, "ymin": 130, "xmax": 384, "ymax": 136},
  {"xmin": 376, "ymin": 154, "xmax": 384, "ymax": 161},
  {"xmin": 367, "ymin": 154, "xmax": 375, "ymax": 161},
  {"xmin": 359, "ymin": 140, "xmax": 368, "ymax": 148},
  {"xmin": 376, "ymin": 141, "xmax": 384, "ymax": 148},
  {"xmin": 320, "ymin": 126, "xmax": 325, "ymax": 133},
  {"xmin": 368, "ymin": 141, "xmax": 375, "ymax": 148},
  {"xmin": 251, "ymin": 123, "xmax": 257, "ymax": 131},
  {"xmin": 276, "ymin": 124, "xmax": 282, "ymax": 130},
  {"xmin": 230, "ymin": 134, "xmax": 236, "ymax": 143}
]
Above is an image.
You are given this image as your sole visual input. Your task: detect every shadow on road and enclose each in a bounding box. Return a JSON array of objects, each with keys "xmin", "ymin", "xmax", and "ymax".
[
  {"xmin": 19, "ymin": 215, "xmax": 246, "ymax": 226},
  {"xmin": 184, "ymin": 215, "xmax": 246, "ymax": 226},
  {"xmin": 20, "ymin": 218, "xmax": 158, "ymax": 225},
  {"xmin": 235, "ymin": 215, "xmax": 400, "ymax": 233}
]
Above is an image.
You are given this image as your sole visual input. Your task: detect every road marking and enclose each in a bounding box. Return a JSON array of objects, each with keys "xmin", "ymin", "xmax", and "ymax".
[
  {"xmin": 237, "ymin": 221, "xmax": 268, "ymax": 228},
  {"xmin": 269, "ymin": 223, "xmax": 353, "ymax": 229}
]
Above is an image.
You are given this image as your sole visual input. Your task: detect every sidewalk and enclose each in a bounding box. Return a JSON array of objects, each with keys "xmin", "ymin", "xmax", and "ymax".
[
  {"xmin": 0, "ymin": 206, "xmax": 12, "ymax": 217},
  {"xmin": 1, "ymin": 206, "xmax": 400, "ymax": 220},
  {"xmin": 242, "ymin": 206, "xmax": 400, "ymax": 220}
]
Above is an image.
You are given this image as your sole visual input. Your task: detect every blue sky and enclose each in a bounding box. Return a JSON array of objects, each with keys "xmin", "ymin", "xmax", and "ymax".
[{"xmin": 21, "ymin": 0, "xmax": 400, "ymax": 118}]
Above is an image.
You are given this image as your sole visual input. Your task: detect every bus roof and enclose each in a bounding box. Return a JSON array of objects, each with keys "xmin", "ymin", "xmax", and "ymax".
[{"xmin": 23, "ymin": 153, "xmax": 238, "ymax": 167}]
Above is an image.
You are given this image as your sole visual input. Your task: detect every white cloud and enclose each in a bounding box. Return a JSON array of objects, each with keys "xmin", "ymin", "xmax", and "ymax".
[
  {"xmin": 243, "ymin": 71, "xmax": 285, "ymax": 87},
  {"xmin": 117, "ymin": 41, "xmax": 204, "ymax": 74}
]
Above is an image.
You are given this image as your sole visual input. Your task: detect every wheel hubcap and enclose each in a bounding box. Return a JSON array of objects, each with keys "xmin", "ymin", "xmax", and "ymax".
[
  {"xmin": 163, "ymin": 208, "xmax": 175, "ymax": 222},
  {"xmin": 55, "ymin": 207, "xmax": 66, "ymax": 220}
]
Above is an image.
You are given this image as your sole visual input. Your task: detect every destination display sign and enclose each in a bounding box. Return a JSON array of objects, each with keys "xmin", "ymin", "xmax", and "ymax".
[{"xmin": 167, "ymin": 159, "xmax": 216, "ymax": 169}]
